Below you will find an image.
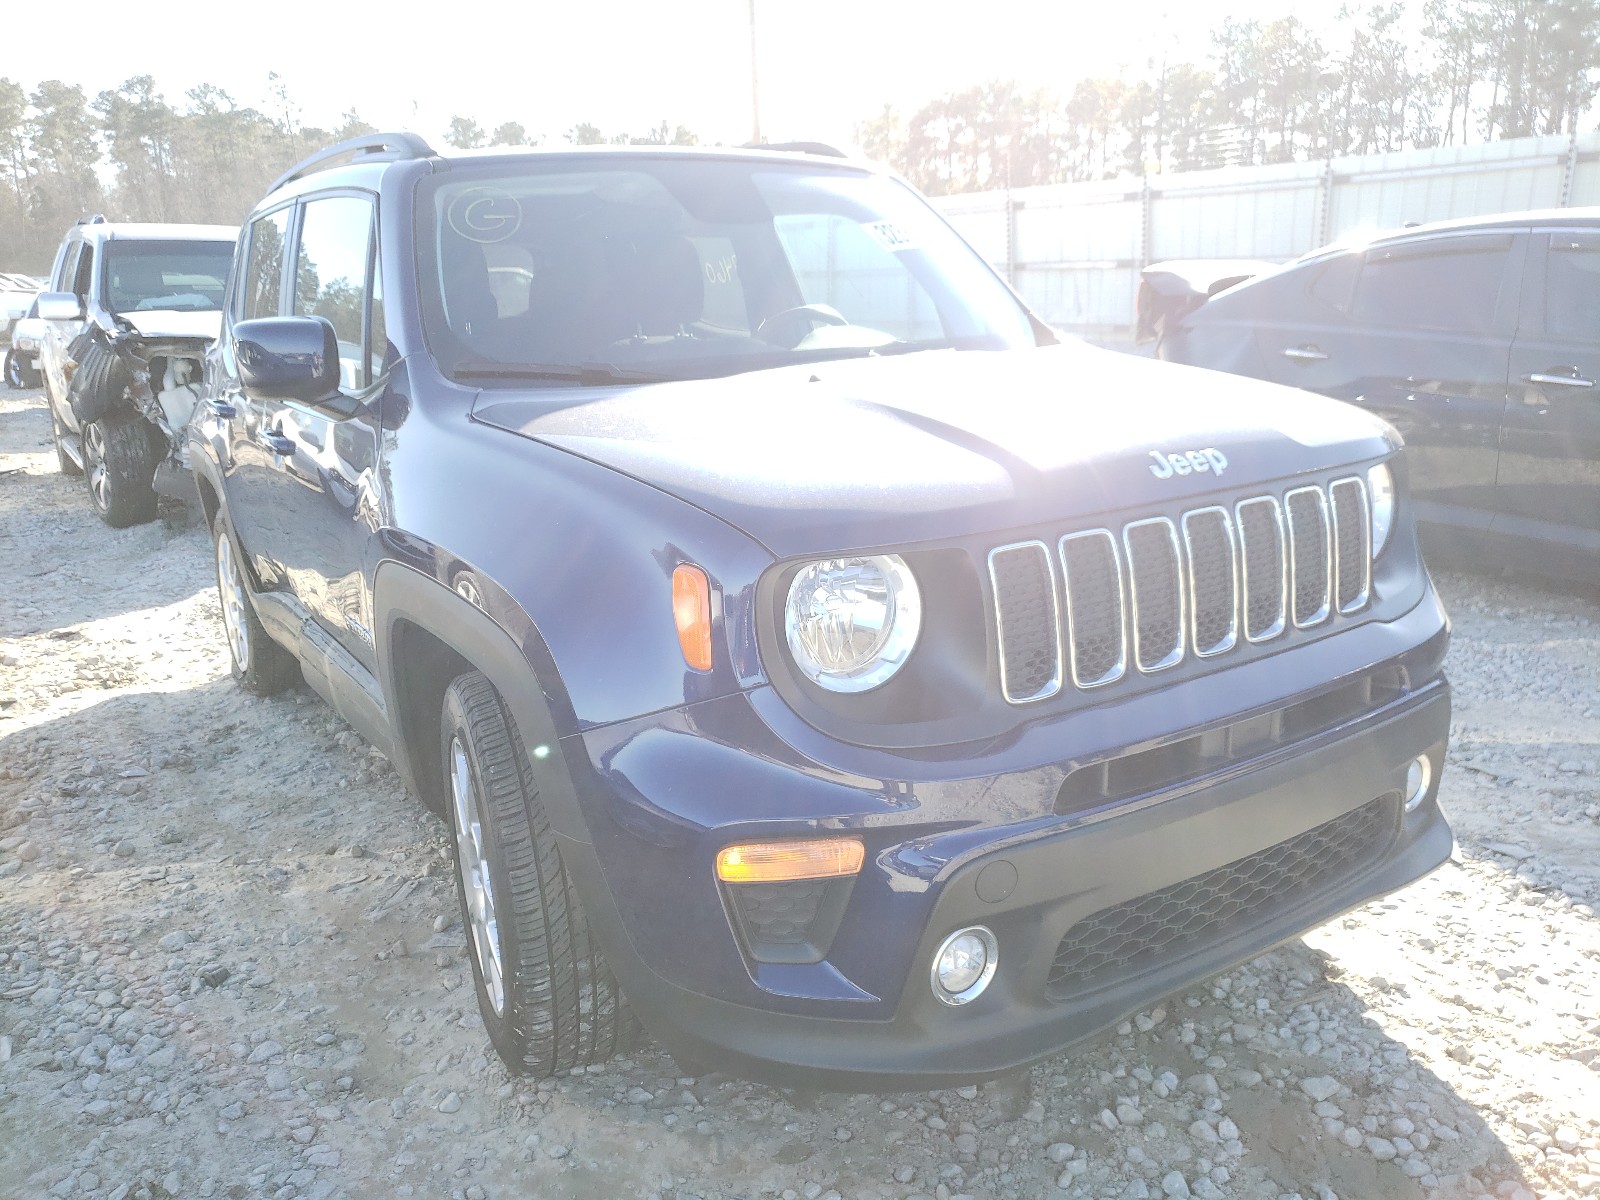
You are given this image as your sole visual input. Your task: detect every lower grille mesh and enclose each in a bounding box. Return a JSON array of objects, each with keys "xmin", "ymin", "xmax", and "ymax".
[{"xmin": 1045, "ymin": 796, "xmax": 1396, "ymax": 997}]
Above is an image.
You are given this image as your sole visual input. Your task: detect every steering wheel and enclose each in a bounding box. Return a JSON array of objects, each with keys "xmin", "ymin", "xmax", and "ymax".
[{"xmin": 755, "ymin": 304, "xmax": 848, "ymax": 348}]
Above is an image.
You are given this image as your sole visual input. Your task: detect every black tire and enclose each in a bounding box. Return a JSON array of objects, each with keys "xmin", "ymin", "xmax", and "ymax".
[
  {"xmin": 211, "ymin": 514, "xmax": 299, "ymax": 696},
  {"xmin": 441, "ymin": 671, "xmax": 638, "ymax": 1075},
  {"xmin": 4, "ymin": 349, "xmax": 23, "ymax": 390},
  {"xmin": 67, "ymin": 336, "xmax": 131, "ymax": 426},
  {"xmin": 81, "ymin": 414, "xmax": 159, "ymax": 527},
  {"xmin": 51, "ymin": 407, "xmax": 83, "ymax": 477}
]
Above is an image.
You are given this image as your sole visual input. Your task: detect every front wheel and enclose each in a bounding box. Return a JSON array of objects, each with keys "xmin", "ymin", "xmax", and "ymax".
[
  {"xmin": 441, "ymin": 671, "xmax": 638, "ymax": 1075},
  {"xmin": 4, "ymin": 349, "xmax": 25, "ymax": 389},
  {"xmin": 82, "ymin": 415, "xmax": 158, "ymax": 527},
  {"xmin": 212, "ymin": 516, "xmax": 298, "ymax": 695}
]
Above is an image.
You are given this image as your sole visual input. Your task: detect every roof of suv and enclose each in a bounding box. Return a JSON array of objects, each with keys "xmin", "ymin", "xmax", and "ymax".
[
  {"xmin": 1295, "ymin": 205, "xmax": 1600, "ymax": 263},
  {"xmin": 68, "ymin": 222, "xmax": 237, "ymax": 244},
  {"xmin": 261, "ymin": 131, "xmax": 866, "ymax": 202}
]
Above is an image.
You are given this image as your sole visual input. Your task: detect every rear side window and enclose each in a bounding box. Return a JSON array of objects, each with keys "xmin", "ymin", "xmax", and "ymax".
[
  {"xmin": 56, "ymin": 242, "xmax": 83, "ymax": 293},
  {"xmin": 1350, "ymin": 235, "xmax": 1513, "ymax": 334},
  {"xmin": 1308, "ymin": 253, "xmax": 1359, "ymax": 313},
  {"xmin": 242, "ymin": 209, "xmax": 291, "ymax": 320},
  {"xmin": 71, "ymin": 243, "xmax": 94, "ymax": 300},
  {"xmin": 1544, "ymin": 234, "xmax": 1600, "ymax": 343}
]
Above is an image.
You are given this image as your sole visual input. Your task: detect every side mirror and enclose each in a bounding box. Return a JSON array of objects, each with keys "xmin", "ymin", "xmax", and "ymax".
[
  {"xmin": 36, "ymin": 292, "xmax": 84, "ymax": 321},
  {"xmin": 234, "ymin": 316, "xmax": 341, "ymax": 405}
]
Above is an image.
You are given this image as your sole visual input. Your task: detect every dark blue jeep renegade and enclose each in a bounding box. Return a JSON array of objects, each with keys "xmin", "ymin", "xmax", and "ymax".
[{"xmin": 189, "ymin": 133, "xmax": 1453, "ymax": 1089}]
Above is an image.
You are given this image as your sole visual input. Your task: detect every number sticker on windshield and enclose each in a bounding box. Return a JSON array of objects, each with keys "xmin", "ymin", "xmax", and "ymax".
[{"xmin": 862, "ymin": 220, "xmax": 919, "ymax": 253}]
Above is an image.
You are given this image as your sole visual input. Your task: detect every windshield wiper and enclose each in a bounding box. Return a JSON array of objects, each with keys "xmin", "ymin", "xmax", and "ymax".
[
  {"xmin": 872, "ymin": 338, "xmax": 956, "ymax": 356},
  {"xmin": 453, "ymin": 361, "xmax": 673, "ymax": 385}
]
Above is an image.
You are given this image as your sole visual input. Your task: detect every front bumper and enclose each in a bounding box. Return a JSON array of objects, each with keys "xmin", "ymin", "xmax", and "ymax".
[{"xmin": 560, "ymin": 608, "xmax": 1453, "ymax": 1089}]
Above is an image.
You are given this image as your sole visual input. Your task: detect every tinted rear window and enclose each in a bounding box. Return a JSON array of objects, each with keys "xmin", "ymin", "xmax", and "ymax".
[
  {"xmin": 1349, "ymin": 235, "xmax": 1513, "ymax": 333},
  {"xmin": 1545, "ymin": 234, "xmax": 1600, "ymax": 343}
]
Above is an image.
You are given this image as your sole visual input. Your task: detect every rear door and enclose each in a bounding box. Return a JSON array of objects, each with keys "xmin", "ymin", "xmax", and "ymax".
[
  {"xmin": 1249, "ymin": 231, "xmax": 1524, "ymax": 545},
  {"xmin": 1500, "ymin": 229, "xmax": 1600, "ymax": 566}
]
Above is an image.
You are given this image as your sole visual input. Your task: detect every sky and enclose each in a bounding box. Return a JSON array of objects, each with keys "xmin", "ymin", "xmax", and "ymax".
[{"xmin": 12, "ymin": 0, "xmax": 1343, "ymax": 151}]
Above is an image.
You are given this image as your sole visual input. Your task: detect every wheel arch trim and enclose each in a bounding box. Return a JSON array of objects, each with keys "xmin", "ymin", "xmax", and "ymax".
[{"xmin": 372, "ymin": 559, "xmax": 591, "ymax": 844}]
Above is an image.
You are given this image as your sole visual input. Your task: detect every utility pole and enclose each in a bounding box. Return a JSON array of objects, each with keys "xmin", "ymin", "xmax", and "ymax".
[{"xmin": 749, "ymin": 0, "xmax": 762, "ymax": 144}]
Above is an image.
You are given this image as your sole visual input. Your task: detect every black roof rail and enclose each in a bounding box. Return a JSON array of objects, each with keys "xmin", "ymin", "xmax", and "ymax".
[
  {"xmin": 75, "ymin": 213, "xmax": 106, "ymax": 225},
  {"xmin": 268, "ymin": 132, "xmax": 436, "ymax": 195},
  {"xmin": 743, "ymin": 141, "xmax": 848, "ymax": 158}
]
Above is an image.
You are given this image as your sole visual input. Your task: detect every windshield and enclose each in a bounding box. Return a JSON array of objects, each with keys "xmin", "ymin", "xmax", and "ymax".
[
  {"xmin": 417, "ymin": 156, "xmax": 1039, "ymax": 382},
  {"xmin": 102, "ymin": 240, "xmax": 234, "ymax": 314}
]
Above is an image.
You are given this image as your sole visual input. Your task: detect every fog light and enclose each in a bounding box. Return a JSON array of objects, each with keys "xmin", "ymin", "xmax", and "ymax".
[
  {"xmin": 931, "ymin": 926, "xmax": 998, "ymax": 1006},
  {"xmin": 1403, "ymin": 755, "xmax": 1432, "ymax": 813}
]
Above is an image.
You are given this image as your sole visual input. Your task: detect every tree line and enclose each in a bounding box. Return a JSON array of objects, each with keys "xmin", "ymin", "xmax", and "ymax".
[
  {"xmin": 2, "ymin": 0, "xmax": 1596, "ymax": 270},
  {"xmin": 860, "ymin": 0, "xmax": 1600, "ymax": 194},
  {"xmin": 0, "ymin": 73, "xmax": 699, "ymax": 273}
]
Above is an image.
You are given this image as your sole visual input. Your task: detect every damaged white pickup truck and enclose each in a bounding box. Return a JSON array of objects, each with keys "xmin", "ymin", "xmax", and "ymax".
[{"xmin": 37, "ymin": 218, "xmax": 236, "ymax": 525}]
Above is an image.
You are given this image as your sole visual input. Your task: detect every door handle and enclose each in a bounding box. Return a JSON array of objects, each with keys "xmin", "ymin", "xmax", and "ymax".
[
  {"xmin": 1282, "ymin": 345, "xmax": 1329, "ymax": 362},
  {"xmin": 258, "ymin": 428, "xmax": 296, "ymax": 456},
  {"xmin": 1522, "ymin": 370, "xmax": 1595, "ymax": 389},
  {"xmin": 205, "ymin": 396, "xmax": 238, "ymax": 420}
]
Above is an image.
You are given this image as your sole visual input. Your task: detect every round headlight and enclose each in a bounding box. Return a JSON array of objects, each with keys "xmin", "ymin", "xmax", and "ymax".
[
  {"xmin": 784, "ymin": 554, "xmax": 921, "ymax": 693},
  {"xmin": 1367, "ymin": 463, "xmax": 1396, "ymax": 557}
]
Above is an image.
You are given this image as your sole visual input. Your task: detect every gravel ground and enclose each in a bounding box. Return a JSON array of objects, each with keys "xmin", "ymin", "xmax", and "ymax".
[{"xmin": 1, "ymin": 384, "xmax": 1597, "ymax": 1200}]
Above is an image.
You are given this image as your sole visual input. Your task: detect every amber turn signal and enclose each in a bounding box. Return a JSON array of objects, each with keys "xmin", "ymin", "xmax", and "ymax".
[
  {"xmin": 716, "ymin": 838, "xmax": 866, "ymax": 884},
  {"xmin": 672, "ymin": 563, "xmax": 713, "ymax": 672}
]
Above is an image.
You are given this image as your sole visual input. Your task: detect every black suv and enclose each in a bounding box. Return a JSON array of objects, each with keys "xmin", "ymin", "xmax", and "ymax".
[
  {"xmin": 190, "ymin": 133, "xmax": 1453, "ymax": 1088},
  {"xmin": 1157, "ymin": 209, "xmax": 1600, "ymax": 584}
]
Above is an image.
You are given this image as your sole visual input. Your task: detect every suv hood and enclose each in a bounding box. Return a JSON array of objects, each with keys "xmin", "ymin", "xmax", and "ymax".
[
  {"xmin": 117, "ymin": 310, "xmax": 222, "ymax": 341},
  {"xmin": 471, "ymin": 343, "xmax": 1398, "ymax": 558}
]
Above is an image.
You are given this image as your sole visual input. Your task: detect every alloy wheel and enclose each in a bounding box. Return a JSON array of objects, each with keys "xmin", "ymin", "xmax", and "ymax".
[
  {"xmin": 450, "ymin": 736, "xmax": 506, "ymax": 1016},
  {"xmin": 83, "ymin": 422, "xmax": 108, "ymax": 511},
  {"xmin": 214, "ymin": 532, "xmax": 251, "ymax": 669}
]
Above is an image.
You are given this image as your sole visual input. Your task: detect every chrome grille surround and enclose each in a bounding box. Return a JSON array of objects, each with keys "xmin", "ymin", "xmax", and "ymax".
[
  {"xmin": 988, "ymin": 476, "xmax": 1374, "ymax": 705},
  {"xmin": 1058, "ymin": 530, "xmax": 1127, "ymax": 688},
  {"xmin": 1235, "ymin": 496, "xmax": 1288, "ymax": 643},
  {"xmin": 1123, "ymin": 518, "xmax": 1186, "ymax": 673},
  {"xmin": 1329, "ymin": 477, "xmax": 1372, "ymax": 614},
  {"xmin": 988, "ymin": 540, "xmax": 1064, "ymax": 704},
  {"xmin": 1181, "ymin": 506, "xmax": 1239, "ymax": 658},
  {"xmin": 1285, "ymin": 486, "xmax": 1333, "ymax": 628}
]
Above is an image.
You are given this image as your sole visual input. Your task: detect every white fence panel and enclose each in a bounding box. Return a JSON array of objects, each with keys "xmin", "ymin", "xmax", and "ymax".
[{"xmin": 932, "ymin": 131, "xmax": 1600, "ymax": 335}]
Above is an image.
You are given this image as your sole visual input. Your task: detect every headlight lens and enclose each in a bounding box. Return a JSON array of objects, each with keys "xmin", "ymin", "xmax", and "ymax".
[
  {"xmin": 1367, "ymin": 463, "xmax": 1396, "ymax": 556},
  {"xmin": 784, "ymin": 554, "xmax": 921, "ymax": 692}
]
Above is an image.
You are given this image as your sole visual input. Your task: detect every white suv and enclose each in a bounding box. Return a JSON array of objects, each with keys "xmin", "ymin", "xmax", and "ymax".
[{"xmin": 36, "ymin": 217, "xmax": 236, "ymax": 525}]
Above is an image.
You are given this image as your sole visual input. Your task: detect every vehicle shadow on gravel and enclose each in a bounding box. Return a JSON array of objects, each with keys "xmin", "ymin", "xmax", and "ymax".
[
  {"xmin": 0, "ymin": 422, "xmax": 213, "ymax": 637},
  {"xmin": 1429, "ymin": 567, "xmax": 1600, "ymax": 916},
  {"xmin": 2, "ymin": 680, "xmax": 1540, "ymax": 1200}
]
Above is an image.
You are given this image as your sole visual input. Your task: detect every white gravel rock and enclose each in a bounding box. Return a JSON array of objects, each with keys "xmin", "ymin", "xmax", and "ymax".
[{"xmin": 1299, "ymin": 1076, "xmax": 1340, "ymax": 1102}]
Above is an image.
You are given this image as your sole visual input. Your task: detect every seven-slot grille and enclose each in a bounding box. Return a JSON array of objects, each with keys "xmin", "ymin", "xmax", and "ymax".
[{"xmin": 990, "ymin": 476, "xmax": 1374, "ymax": 704}]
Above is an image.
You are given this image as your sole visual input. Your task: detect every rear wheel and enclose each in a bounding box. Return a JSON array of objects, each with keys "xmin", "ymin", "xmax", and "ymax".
[
  {"xmin": 212, "ymin": 515, "xmax": 298, "ymax": 695},
  {"xmin": 441, "ymin": 671, "xmax": 638, "ymax": 1075},
  {"xmin": 82, "ymin": 415, "xmax": 158, "ymax": 527}
]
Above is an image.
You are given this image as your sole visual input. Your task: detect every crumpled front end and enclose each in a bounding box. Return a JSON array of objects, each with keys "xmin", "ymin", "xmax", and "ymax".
[{"xmin": 64, "ymin": 325, "xmax": 211, "ymax": 498}]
